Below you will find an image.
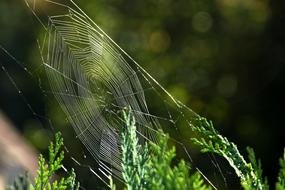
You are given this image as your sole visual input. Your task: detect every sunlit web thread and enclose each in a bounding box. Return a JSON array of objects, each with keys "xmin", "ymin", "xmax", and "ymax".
[
  {"xmin": 44, "ymin": 7, "xmax": 161, "ymax": 179},
  {"xmin": 15, "ymin": 0, "xmax": 226, "ymax": 188},
  {"xmin": 1, "ymin": 36, "xmax": 94, "ymax": 190},
  {"xmin": 36, "ymin": 0, "xmax": 209, "ymax": 180},
  {"xmin": 1, "ymin": 19, "xmax": 116, "ymax": 188}
]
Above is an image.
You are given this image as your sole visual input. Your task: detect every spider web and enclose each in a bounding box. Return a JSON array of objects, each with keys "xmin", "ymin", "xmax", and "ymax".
[
  {"xmin": 41, "ymin": 0, "xmax": 198, "ymax": 180},
  {"xmin": 0, "ymin": 0, "xmax": 238, "ymax": 189}
]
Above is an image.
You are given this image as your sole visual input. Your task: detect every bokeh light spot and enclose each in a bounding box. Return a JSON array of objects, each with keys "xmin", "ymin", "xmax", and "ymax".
[
  {"xmin": 148, "ymin": 30, "xmax": 171, "ymax": 53},
  {"xmin": 217, "ymin": 74, "xmax": 238, "ymax": 97},
  {"xmin": 24, "ymin": 120, "xmax": 49, "ymax": 150},
  {"xmin": 192, "ymin": 11, "xmax": 213, "ymax": 33}
]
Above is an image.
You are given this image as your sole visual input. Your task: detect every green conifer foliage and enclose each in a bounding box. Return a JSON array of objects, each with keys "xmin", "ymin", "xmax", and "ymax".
[{"xmin": 120, "ymin": 108, "xmax": 212, "ymax": 190}]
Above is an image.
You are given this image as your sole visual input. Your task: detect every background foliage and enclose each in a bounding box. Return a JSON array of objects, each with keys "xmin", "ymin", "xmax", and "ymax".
[{"xmin": 0, "ymin": 0, "xmax": 285, "ymax": 189}]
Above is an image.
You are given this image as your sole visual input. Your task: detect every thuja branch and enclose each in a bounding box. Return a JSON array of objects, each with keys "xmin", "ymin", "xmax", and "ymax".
[
  {"xmin": 191, "ymin": 117, "xmax": 268, "ymax": 190},
  {"xmin": 276, "ymin": 148, "xmax": 285, "ymax": 190},
  {"xmin": 120, "ymin": 108, "xmax": 212, "ymax": 190},
  {"xmin": 6, "ymin": 132, "xmax": 80, "ymax": 190}
]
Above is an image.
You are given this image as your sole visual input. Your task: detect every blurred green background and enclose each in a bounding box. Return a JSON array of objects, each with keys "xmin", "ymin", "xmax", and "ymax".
[{"xmin": 0, "ymin": 0, "xmax": 285, "ymax": 189}]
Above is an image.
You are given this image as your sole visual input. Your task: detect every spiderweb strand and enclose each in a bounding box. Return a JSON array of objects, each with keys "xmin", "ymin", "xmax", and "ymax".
[
  {"xmin": 36, "ymin": 0, "xmax": 209, "ymax": 181},
  {"xmin": 2, "ymin": 0, "xmax": 226, "ymax": 188},
  {"xmin": 44, "ymin": 7, "xmax": 162, "ymax": 178}
]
